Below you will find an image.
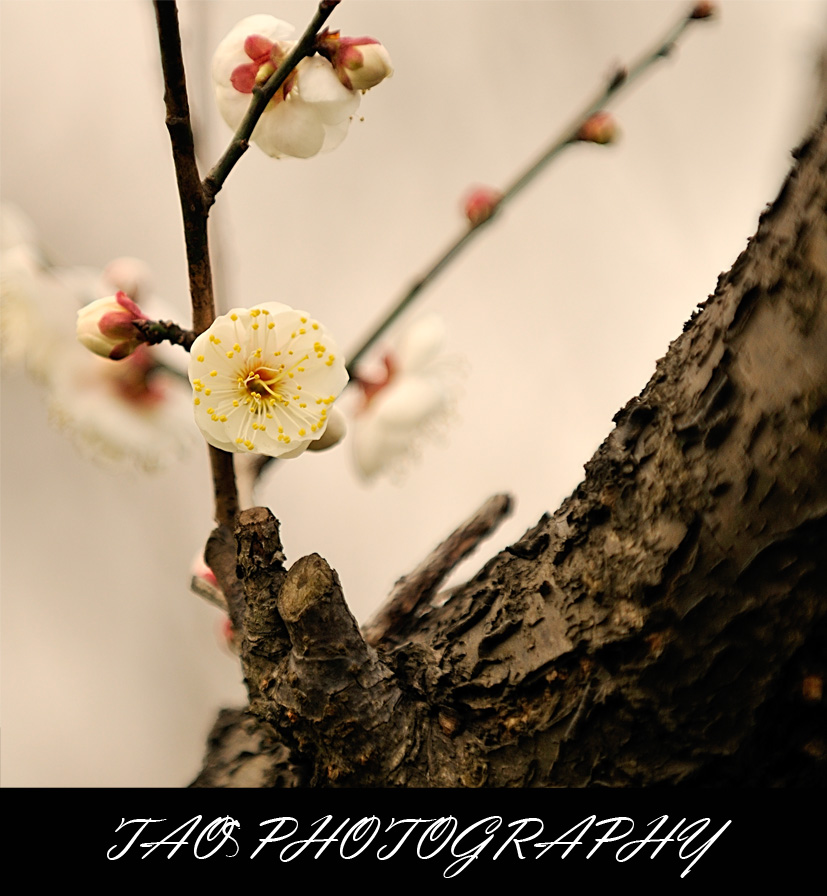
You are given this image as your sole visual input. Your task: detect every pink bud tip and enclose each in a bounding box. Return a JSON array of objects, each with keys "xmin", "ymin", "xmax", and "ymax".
[
  {"xmin": 463, "ymin": 186, "xmax": 503, "ymax": 227},
  {"xmin": 690, "ymin": 1, "xmax": 716, "ymax": 20},
  {"xmin": 576, "ymin": 112, "xmax": 618, "ymax": 145}
]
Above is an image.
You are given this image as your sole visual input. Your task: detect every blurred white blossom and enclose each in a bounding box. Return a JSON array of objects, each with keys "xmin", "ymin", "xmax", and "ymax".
[
  {"xmin": 49, "ymin": 345, "xmax": 196, "ymax": 471},
  {"xmin": 0, "ymin": 203, "xmax": 196, "ymax": 470},
  {"xmin": 351, "ymin": 314, "xmax": 462, "ymax": 480},
  {"xmin": 212, "ymin": 14, "xmax": 360, "ymax": 159},
  {"xmin": 188, "ymin": 302, "xmax": 348, "ymax": 458}
]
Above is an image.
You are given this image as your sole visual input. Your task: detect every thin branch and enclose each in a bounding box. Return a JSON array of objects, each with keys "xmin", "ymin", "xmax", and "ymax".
[
  {"xmin": 154, "ymin": 0, "xmax": 239, "ymax": 528},
  {"xmin": 345, "ymin": 3, "xmax": 711, "ymax": 376},
  {"xmin": 134, "ymin": 318, "xmax": 196, "ymax": 351},
  {"xmin": 202, "ymin": 0, "xmax": 341, "ymax": 206},
  {"xmin": 363, "ymin": 493, "xmax": 514, "ymax": 646},
  {"xmin": 153, "ymin": 0, "xmax": 215, "ymax": 336}
]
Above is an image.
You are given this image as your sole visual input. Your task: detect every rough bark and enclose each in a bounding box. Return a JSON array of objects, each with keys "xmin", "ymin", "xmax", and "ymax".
[{"xmin": 193, "ymin": 113, "xmax": 827, "ymax": 788}]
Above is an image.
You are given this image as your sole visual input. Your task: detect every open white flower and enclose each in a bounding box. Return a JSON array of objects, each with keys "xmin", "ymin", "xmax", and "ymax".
[
  {"xmin": 212, "ymin": 14, "xmax": 360, "ymax": 159},
  {"xmin": 188, "ymin": 302, "xmax": 348, "ymax": 458},
  {"xmin": 351, "ymin": 314, "xmax": 462, "ymax": 480}
]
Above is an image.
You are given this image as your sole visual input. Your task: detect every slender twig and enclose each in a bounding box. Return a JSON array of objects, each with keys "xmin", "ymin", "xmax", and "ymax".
[
  {"xmin": 134, "ymin": 318, "xmax": 196, "ymax": 351},
  {"xmin": 345, "ymin": 4, "xmax": 709, "ymax": 376},
  {"xmin": 154, "ymin": 0, "xmax": 239, "ymax": 528},
  {"xmin": 153, "ymin": 0, "xmax": 215, "ymax": 336},
  {"xmin": 363, "ymin": 493, "xmax": 514, "ymax": 646},
  {"xmin": 203, "ymin": 0, "xmax": 341, "ymax": 206}
]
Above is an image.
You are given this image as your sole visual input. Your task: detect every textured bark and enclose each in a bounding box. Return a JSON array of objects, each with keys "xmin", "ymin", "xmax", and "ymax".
[{"xmin": 193, "ymin": 113, "xmax": 827, "ymax": 789}]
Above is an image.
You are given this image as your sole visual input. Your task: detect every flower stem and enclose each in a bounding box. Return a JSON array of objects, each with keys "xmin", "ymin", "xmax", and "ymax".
[
  {"xmin": 154, "ymin": 0, "xmax": 239, "ymax": 528},
  {"xmin": 134, "ymin": 318, "xmax": 196, "ymax": 351},
  {"xmin": 153, "ymin": 0, "xmax": 215, "ymax": 337},
  {"xmin": 346, "ymin": 3, "xmax": 706, "ymax": 375},
  {"xmin": 202, "ymin": 0, "xmax": 341, "ymax": 207}
]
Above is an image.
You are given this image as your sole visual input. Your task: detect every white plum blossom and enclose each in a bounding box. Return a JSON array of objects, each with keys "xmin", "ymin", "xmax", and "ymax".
[
  {"xmin": 351, "ymin": 314, "xmax": 462, "ymax": 480},
  {"xmin": 211, "ymin": 14, "xmax": 360, "ymax": 159},
  {"xmin": 0, "ymin": 203, "xmax": 196, "ymax": 470},
  {"xmin": 188, "ymin": 302, "xmax": 348, "ymax": 458}
]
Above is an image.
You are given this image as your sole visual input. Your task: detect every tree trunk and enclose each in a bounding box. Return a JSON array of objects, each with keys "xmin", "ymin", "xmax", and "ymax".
[{"xmin": 193, "ymin": 111, "xmax": 827, "ymax": 789}]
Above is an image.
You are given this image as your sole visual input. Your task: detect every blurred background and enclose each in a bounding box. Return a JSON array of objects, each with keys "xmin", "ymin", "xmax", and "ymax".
[{"xmin": 2, "ymin": 0, "xmax": 825, "ymax": 786}]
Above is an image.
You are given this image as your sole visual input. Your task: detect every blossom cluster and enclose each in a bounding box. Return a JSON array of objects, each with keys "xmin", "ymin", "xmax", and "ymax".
[{"xmin": 212, "ymin": 15, "xmax": 392, "ymax": 159}]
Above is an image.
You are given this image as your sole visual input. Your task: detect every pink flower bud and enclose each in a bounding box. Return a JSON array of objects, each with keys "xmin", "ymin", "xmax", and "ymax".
[
  {"xmin": 690, "ymin": 1, "xmax": 716, "ymax": 20},
  {"xmin": 76, "ymin": 291, "xmax": 148, "ymax": 360},
  {"xmin": 320, "ymin": 33, "xmax": 393, "ymax": 91},
  {"xmin": 463, "ymin": 186, "xmax": 503, "ymax": 227},
  {"xmin": 576, "ymin": 111, "xmax": 618, "ymax": 145}
]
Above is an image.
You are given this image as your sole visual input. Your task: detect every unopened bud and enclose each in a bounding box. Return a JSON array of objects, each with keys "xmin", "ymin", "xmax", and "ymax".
[
  {"xmin": 463, "ymin": 186, "xmax": 503, "ymax": 227},
  {"xmin": 577, "ymin": 111, "xmax": 618, "ymax": 145},
  {"xmin": 76, "ymin": 291, "xmax": 148, "ymax": 360},
  {"xmin": 321, "ymin": 34, "xmax": 393, "ymax": 91},
  {"xmin": 690, "ymin": 1, "xmax": 717, "ymax": 20}
]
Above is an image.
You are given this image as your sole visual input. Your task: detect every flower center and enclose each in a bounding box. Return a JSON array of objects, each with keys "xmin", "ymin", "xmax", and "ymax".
[
  {"xmin": 243, "ymin": 365, "xmax": 281, "ymax": 398},
  {"xmin": 238, "ymin": 351, "xmax": 310, "ymax": 406}
]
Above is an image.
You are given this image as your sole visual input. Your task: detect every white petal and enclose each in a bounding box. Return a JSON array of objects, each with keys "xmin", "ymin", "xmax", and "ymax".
[
  {"xmin": 214, "ymin": 83, "xmax": 251, "ymax": 132},
  {"xmin": 250, "ymin": 301, "xmax": 298, "ymax": 317},
  {"xmin": 351, "ymin": 377, "xmax": 447, "ymax": 479},
  {"xmin": 212, "ymin": 15, "xmax": 296, "ymax": 133},
  {"xmin": 319, "ymin": 118, "xmax": 352, "ymax": 154},
  {"xmin": 254, "ymin": 99, "xmax": 326, "ymax": 159},
  {"xmin": 368, "ymin": 375, "xmax": 446, "ymax": 428},
  {"xmin": 395, "ymin": 314, "xmax": 446, "ymax": 372},
  {"xmin": 295, "ymin": 57, "xmax": 360, "ymax": 124},
  {"xmin": 211, "ymin": 14, "xmax": 295, "ymax": 86}
]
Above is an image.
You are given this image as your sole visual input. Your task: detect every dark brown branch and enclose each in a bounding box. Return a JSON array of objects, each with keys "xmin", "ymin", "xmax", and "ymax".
[
  {"xmin": 226, "ymin": 508, "xmax": 409, "ymax": 783},
  {"xmin": 153, "ymin": 0, "xmax": 214, "ymax": 336},
  {"xmin": 190, "ymin": 708, "xmax": 305, "ymax": 788},
  {"xmin": 364, "ymin": 493, "xmax": 514, "ymax": 646},
  {"xmin": 153, "ymin": 0, "xmax": 239, "ymax": 528},
  {"xmin": 133, "ymin": 318, "xmax": 196, "ymax": 351}
]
